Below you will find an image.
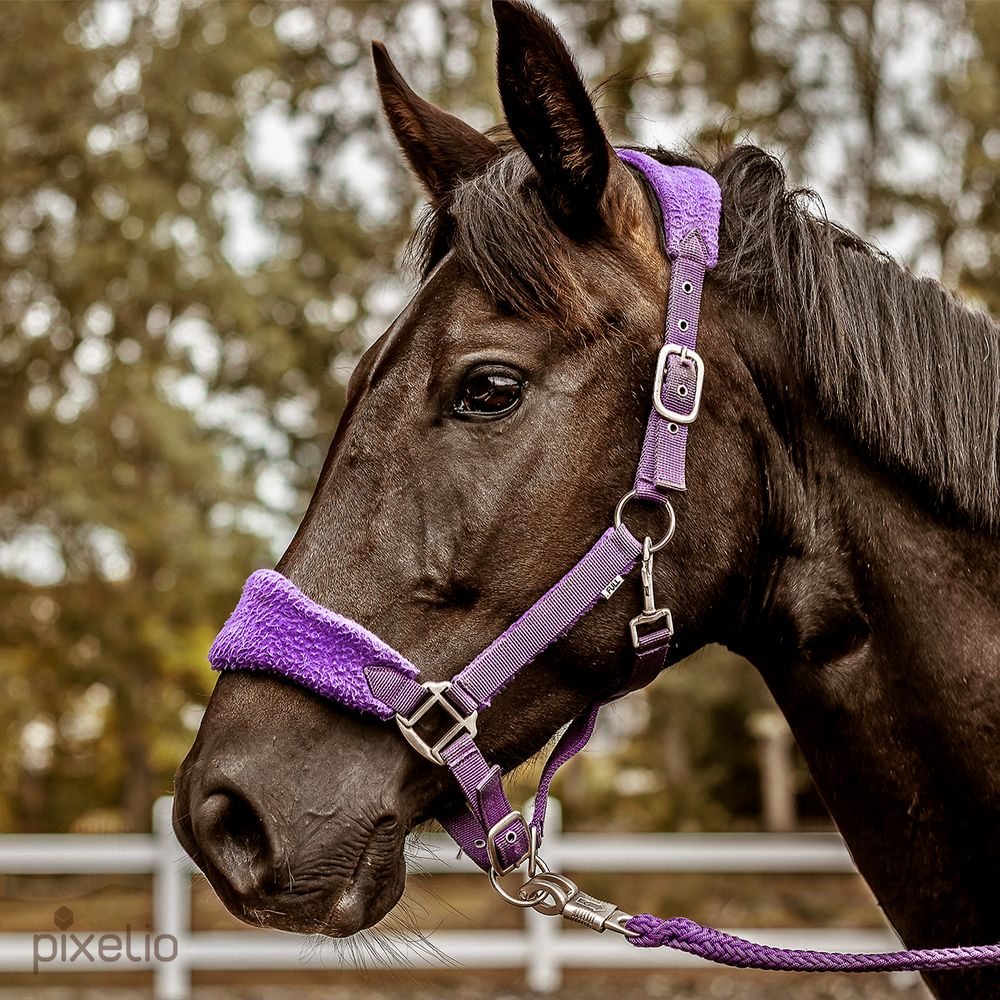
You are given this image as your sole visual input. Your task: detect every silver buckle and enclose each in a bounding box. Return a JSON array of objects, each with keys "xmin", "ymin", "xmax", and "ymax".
[
  {"xmin": 485, "ymin": 810, "xmax": 531, "ymax": 876},
  {"xmin": 395, "ymin": 681, "xmax": 478, "ymax": 766},
  {"xmin": 652, "ymin": 344, "xmax": 704, "ymax": 423}
]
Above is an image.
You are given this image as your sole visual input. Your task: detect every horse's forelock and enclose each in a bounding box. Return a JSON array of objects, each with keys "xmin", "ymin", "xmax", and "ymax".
[{"xmin": 410, "ymin": 148, "xmax": 622, "ymax": 336}]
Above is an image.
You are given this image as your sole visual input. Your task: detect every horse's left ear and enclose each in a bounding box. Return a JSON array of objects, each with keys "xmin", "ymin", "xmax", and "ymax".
[
  {"xmin": 373, "ymin": 41, "xmax": 500, "ymax": 203},
  {"xmin": 493, "ymin": 0, "xmax": 616, "ymax": 236}
]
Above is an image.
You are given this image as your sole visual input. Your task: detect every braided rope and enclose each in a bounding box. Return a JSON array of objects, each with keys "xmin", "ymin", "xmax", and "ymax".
[{"xmin": 626, "ymin": 915, "xmax": 1000, "ymax": 972}]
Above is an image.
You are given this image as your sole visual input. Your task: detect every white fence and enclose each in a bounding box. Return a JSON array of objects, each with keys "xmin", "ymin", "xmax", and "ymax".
[{"xmin": 0, "ymin": 797, "xmax": 913, "ymax": 998}]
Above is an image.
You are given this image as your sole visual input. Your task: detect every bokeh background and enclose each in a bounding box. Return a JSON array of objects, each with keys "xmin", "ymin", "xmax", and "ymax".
[{"xmin": 0, "ymin": 0, "xmax": 998, "ymax": 995}]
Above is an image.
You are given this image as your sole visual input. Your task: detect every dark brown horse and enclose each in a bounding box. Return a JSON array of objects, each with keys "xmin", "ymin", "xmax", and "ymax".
[{"xmin": 172, "ymin": 3, "xmax": 1000, "ymax": 996}]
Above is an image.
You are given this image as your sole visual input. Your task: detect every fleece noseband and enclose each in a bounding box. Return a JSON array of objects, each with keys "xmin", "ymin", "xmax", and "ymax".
[{"xmin": 211, "ymin": 150, "xmax": 714, "ymax": 880}]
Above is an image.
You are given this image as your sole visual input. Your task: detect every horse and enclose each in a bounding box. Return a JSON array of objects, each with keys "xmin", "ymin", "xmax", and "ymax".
[{"xmin": 172, "ymin": 2, "xmax": 1000, "ymax": 997}]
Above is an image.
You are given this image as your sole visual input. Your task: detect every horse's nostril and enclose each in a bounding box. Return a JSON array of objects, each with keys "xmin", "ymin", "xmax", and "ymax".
[{"xmin": 194, "ymin": 788, "xmax": 275, "ymax": 898}]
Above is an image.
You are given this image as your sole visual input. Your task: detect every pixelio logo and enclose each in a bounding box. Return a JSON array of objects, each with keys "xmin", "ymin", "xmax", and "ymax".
[{"xmin": 32, "ymin": 907, "xmax": 178, "ymax": 974}]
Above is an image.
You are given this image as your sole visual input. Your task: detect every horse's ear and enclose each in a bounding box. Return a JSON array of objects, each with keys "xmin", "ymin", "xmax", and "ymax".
[
  {"xmin": 372, "ymin": 41, "xmax": 500, "ymax": 203},
  {"xmin": 493, "ymin": 0, "xmax": 613, "ymax": 236}
]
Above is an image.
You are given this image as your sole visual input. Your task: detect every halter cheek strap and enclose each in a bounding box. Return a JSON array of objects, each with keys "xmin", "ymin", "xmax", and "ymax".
[{"xmin": 210, "ymin": 151, "xmax": 720, "ymax": 877}]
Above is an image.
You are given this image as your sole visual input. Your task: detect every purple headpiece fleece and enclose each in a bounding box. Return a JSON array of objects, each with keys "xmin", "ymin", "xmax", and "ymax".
[{"xmin": 616, "ymin": 152, "xmax": 721, "ymax": 266}]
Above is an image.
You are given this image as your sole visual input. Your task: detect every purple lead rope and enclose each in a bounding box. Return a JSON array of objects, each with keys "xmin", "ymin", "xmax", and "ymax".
[{"xmin": 626, "ymin": 914, "xmax": 1000, "ymax": 972}]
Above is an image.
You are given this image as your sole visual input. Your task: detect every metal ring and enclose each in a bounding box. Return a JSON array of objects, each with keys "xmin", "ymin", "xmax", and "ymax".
[
  {"xmin": 488, "ymin": 856, "xmax": 550, "ymax": 908},
  {"xmin": 613, "ymin": 491, "xmax": 676, "ymax": 553}
]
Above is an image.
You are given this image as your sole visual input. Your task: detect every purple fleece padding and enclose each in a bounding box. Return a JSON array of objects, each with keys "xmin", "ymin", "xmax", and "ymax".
[
  {"xmin": 616, "ymin": 150, "xmax": 720, "ymax": 265},
  {"xmin": 209, "ymin": 570, "xmax": 418, "ymax": 720}
]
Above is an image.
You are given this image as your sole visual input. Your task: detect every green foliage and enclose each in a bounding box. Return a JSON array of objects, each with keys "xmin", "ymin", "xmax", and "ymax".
[{"xmin": 0, "ymin": 0, "xmax": 996, "ymax": 833}]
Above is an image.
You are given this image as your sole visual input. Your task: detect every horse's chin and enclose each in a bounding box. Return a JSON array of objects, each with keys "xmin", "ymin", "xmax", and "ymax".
[
  {"xmin": 320, "ymin": 835, "xmax": 408, "ymax": 937},
  {"xmin": 211, "ymin": 846, "xmax": 406, "ymax": 938}
]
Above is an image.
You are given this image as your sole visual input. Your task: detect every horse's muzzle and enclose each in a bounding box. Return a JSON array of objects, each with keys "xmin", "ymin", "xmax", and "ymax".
[{"xmin": 171, "ymin": 671, "xmax": 417, "ymax": 936}]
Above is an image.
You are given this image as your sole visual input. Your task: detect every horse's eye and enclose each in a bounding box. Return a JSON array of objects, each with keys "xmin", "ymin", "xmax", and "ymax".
[{"xmin": 454, "ymin": 369, "xmax": 523, "ymax": 419}]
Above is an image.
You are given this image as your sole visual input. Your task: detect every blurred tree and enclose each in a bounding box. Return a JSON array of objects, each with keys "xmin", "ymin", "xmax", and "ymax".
[
  {"xmin": 945, "ymin": 0, "xmax": 1000, "ymax": 313},
  {"xmin": 0, "ymin": 0, "xmax": 411, "ymax": 831},
  {"xmin": 0, "ymin": 0, "xmax": 996, "ymax": 834}
]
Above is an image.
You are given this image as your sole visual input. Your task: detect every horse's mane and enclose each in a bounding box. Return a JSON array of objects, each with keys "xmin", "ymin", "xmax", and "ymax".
[{"xmin": 410, "ymin": 141, "xmax": 1000, "ymax": 532}]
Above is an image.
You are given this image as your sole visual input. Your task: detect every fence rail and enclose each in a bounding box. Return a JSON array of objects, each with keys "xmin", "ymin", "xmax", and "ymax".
[{"xmin": 0, "ymin": 797, "xmax": 913, "ymax": 998}]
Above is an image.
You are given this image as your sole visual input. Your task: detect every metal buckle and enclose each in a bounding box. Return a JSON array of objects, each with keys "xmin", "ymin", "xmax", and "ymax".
[
  {"xmin": 485, "ymin": 810, "xmax": 531, "ymax": 876},
  {"xmin": 395, "ymin": 681, "xmax": 477, "ymax": 766},
  {"xmin": 652, "ymin": 344, "xmax": 704, "ymax": 423}
]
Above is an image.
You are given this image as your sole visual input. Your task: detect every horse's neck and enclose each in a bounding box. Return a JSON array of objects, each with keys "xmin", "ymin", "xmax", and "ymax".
[{"xmin": 741, "ymin": 421, "xmax": 1000, "ymax": 998}]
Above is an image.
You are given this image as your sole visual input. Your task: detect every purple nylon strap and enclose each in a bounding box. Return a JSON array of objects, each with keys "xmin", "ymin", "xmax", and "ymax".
[
  {"xmin": 441, "ymin": 733, "xmax": 530, "ymax": 873},
  {"xmin": 618, "ymin": 151, "xmax": 720, "ymax": 498},
  {"xmin": 452, "ymin": 525, "xmax": 642, "ymax": 709}
]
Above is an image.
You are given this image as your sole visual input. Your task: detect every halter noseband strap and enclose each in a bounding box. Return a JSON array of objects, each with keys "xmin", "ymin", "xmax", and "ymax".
[{"xmin": 209, "ymin": 151, "xmax": 721, "ymax": 878}]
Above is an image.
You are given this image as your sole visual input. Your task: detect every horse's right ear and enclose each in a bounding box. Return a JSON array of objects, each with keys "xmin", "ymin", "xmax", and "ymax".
[{"xmin": 372, "ymin": 41, "xmax": 500, "ymax": 203}]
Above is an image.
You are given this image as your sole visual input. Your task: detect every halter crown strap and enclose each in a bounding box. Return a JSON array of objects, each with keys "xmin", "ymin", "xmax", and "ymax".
[
  {"xmin": 209, "ymin": 152, "xmax": 721, "ymax": 876},
  {"xmin": 618, "ymin": 152, "xmax": 720, "ymax": 498}
]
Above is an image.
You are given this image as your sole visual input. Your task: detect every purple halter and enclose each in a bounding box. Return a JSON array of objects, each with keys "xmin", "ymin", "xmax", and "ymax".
[
  {"xmin": 207, "ymin": 151, "xmax": 1000, "ymax": 972},
  {"xmin": 212, "ymin": 150, "xmax": 713, "ymax": 876}
]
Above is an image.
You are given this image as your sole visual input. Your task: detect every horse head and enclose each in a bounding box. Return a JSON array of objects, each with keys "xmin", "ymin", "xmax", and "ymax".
[{"xmin": 173, "ymin": 0, "xmax": 767, "ymax": 937}]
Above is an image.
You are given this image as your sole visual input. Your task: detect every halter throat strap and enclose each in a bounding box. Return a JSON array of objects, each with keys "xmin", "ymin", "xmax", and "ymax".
[{"xmin": 209, "ymin": 151, "xmax": 721, "ymax": 876}]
